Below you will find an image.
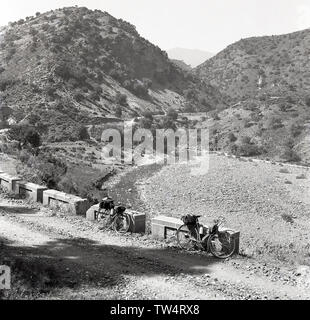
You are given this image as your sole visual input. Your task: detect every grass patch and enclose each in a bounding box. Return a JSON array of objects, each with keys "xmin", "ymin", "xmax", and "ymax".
[
  {"xmin": 281, "ymin": 213, "xmax": 294, "ymax": 224},
  {"xmin": 296, "ymin": 174, "xmax": 307, "ymax": 180},
  {"xmin": 279, "ymin": 168, "xmax": 290, "ymax": 174}
]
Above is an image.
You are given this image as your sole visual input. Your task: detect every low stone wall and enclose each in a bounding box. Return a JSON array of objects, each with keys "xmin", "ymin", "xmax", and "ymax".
[
  {"xmin": 151, "ymin": 215, "xmax": 240, "ymax": 254},
  {"xmin": 43, "ymin": 189, "xmax": 90, "ymax": 216},
  {"xmin": 151, "ymin": 215, "xmax": 183, "ymax": 240},
  {"xmin": 16, "ymin": 181, "xmax": 47, "ymax": 203},
  {"xmin": 0, "ymin": 172, "xmax": 21, "ymax": 192}
]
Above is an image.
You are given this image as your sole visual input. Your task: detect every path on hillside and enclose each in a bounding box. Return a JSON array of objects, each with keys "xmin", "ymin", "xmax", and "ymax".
[{"xmin": 1, "ymin": 197, "xmax": 309, "ymax": 300}]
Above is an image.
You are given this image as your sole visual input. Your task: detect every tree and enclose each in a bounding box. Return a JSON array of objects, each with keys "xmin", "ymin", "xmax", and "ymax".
[
  {"xmin": 78, "ymin": 126, "xmax": 90, "ymax": 141},
  {"xmin": 115, "ymin": 93, "xmax": 127, "ymax": 106},
  {"xmin": 166, "ymin": 108, "xmax": 178, "ymax": 120},
  {"xmin": 28, "ymin": 114, "xmax": 41, "ymax": 126},
  {"xmin": 161, "ymin": 117, "xmax": 177, "ymax": 130},
  {"xmin": 142, "ymin": 110, "xmax": 153, "ymax": 121},
  {"xmin": 228, "ymin": 133, "xmax": 237, "ymax": 142},
  {"xmin": 139, "ymin": 118, "xmax": 152, "ymax": 129},
  {"xmin": 8, "ymin": 125, "xmax": 41, "ymax": 149},
  {"xmin": 0, "ymin": 104, "xmax": 13, "ymax": 121},
  {"xmin": 114, "ymin": 106, "xmax": 122, "ymax": 118}
]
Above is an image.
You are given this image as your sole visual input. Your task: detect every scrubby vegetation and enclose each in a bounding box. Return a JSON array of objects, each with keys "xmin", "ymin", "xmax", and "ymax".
[{"xmin": 0, "ymin": 6, "xmax": 224, "ymax": 141}]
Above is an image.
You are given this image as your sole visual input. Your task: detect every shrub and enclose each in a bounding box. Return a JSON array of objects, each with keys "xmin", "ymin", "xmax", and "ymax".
[
  {"xmin": 74, "ymin": 93, "xmax": 84, "ymax": 102},
  {"xmin": 160, "ymin": 117, "xmax": 177, "ymax": 130},
  {"xmin": 139, "ymin": 118, "xmax": 153, "ymax": 129},
  {"xmin": 236, "ymin": 143, "xmax": 263, "ymax": 157},
  {"xmin": 78, "ymin": 126, "xmax": 90, "ymax": 141},
  {"xmin": 114, "ymin": 106, "xmax": 122, "ymax": 118},
  {"xmin": 296, "ymin": 174, "xmax": 307, "ymax": 179},
  {"xmin": 0, "ymin": 79, "xmax": 15, "ymax": 91},
  {"xmin": 131, "ymin": 81, "xmax": 149, "ymax": 98},
  {"xmin": 279, "ymin": 168, "xmax": 290, "ymax": 174},
  {"xmin": 8, "ymin": 125, "xmax": 41, "ymax": 149},
  {"xmin": 269, "ymin": 116, "xmax": 284, "ymax": 129},
  {"xmin": 305, "ymin": 96, "xmax": 310, "ymax": 107},
  {"xmin": 17, "ymin": 152, "xmax": 68, "ymax": 189},
  {"xmin": 142, "ymin": 111, "xmax": 153, "ymax": 121},
  {"xmin": 228, "ymin": 133, "xmax": 237, "ymax": 142},
  {"xmin": 281, "ymin": 213, "xmax": 294, "ymax": 224},
  {"xmin": 114, "ymin": 93, "xmax": 127, "ymax": 106},
  {"xmin": 290, "ymin": 123, "xmax": 303, "ymax": 137},
  {"xmin": 241, "ymin": 136, "xmax": 252, "ymax": 145},
  {"xmin": 166, "ymin": 109, "xmax": 178, "ymax": 120},
  {"xmin": 281, "ymin": 149, "xmax": 301, "ymax": 163}
]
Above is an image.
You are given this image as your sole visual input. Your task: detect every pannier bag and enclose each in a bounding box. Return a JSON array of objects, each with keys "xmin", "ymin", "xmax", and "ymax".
[
  {"xmin": 181, "ymin": 214, "xmax": 198, "ymax": 226},
  {"xmin": 114, "ymin": 206, "xmax": 126, "ymax": 215},
  {"xmin": 99, "ymin": 197, "xmax": 115, "ymax": 210}
]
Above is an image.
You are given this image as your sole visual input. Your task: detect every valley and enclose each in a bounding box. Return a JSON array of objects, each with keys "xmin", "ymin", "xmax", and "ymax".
[{"xmin": 0, "ymin": 4, "xmax": 310, "ymax": 301}]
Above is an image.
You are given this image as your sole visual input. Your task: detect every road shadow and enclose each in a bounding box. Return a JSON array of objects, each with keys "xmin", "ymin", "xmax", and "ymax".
[
  {"xmin": 0, "ymin": 233, "xmax": 219, "ymax": 298},
  {"xmin": 0, "ymin": 206, "xmax": 40, "ymax": 215}
]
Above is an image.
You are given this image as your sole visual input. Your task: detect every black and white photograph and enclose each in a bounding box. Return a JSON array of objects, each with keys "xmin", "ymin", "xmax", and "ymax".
[{"xmin": 0, "ymin": 0, "xmax": 310, "ymax": 306}]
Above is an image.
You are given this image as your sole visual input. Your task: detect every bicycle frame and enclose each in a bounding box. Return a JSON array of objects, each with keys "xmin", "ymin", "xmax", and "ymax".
[{"xmin": 196, "ymin": 219, "xmax": 224, "ymax": 250}]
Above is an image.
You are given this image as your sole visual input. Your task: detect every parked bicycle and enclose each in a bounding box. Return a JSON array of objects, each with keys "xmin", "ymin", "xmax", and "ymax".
[
  {"xmin": 97, "ymin": 197, "xmax": 131, "ymax": 233},
  {"xmin": 176, "ymin": 215, "xmax": 235, "ymax": 259}
]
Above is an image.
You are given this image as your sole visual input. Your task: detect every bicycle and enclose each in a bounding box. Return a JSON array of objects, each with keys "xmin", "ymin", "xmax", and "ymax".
[
  {"xmin": 176, "ymin": 216, "xmax": 236, "ymax": 259},
  {"xmin": 97, "ymin": 205, "xmax": 131, "ymax": 233}
]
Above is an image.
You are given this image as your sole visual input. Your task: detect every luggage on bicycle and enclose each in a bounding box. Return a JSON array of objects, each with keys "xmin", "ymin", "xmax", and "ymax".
[
  {"xmin": 114, "ymin": 206, "xmax": 126, "ymax": 215},
  {"xmin": 99, "ymin": 197, "xmax": 115, "ymax": 210},
  {"xmin": 181, "ymin": 214, "xmax": 198, "ymax": 226}
]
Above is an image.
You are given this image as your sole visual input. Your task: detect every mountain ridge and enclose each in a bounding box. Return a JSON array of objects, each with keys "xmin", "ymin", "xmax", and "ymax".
[
  {"xmin": 168, "ymin": 47, "xmax": 214, "ymax": 68},
  {"xmin": 0, "ymin": 6, "xmax": 224, "ymax": 143}
]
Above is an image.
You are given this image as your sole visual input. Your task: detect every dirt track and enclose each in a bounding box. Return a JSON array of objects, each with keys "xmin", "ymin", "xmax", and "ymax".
[{"xmin": 1, "ymin": 194, "xmax": 310, "ymax": 300}]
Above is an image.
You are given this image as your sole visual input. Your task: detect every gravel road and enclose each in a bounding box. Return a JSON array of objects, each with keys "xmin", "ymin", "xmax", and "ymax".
[{"xmin": 1, "ymin": 185, "xmax": 310, "ymax": 299}]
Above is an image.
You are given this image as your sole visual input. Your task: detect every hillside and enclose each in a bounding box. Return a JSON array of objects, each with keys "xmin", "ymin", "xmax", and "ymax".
[
  {"xmin": 171, "ymin": 59, "xmax": 192, "ymax": 72},
  {"xmin": 0, "ymin": 6, "xmax": 224, "ymax": 143},
  {"xmin": 195, "ymin": 29, "xmax": 310, "ymax": 164},
  {"xmin": 196, "ymin": 29, "xmax": 310, "ymax": 103}
]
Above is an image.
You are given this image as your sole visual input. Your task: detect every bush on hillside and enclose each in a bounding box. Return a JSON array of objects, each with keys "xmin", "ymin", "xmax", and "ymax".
[
  {"xmin": 142, "ymin": 110, "xmax": 153, "ymax": 121},
  {"xmin": 228, "ymin": 133, "xmax": 237, "ymax": 142},
  {"xmin": 8, "ymin": 125, "xmax": 41, "ymax": 149},
  {"xmin": 166, "ymin": 108, "xmax": 178, "ymax": 120},
  {"xmin": 78, "ymin": 126, "xmax": 90, "ymax": 141},
  {"xmin": 114, "ymin": 106, "xmax": 122, "ymax": 118},
  {"xmin": 290, "ymin": 123, "xmax": 303, "ymax": 137},
  {"xmin": 114, "ymin": 93, "xmax": 128, "ymax": 106},
  {"xmin": 17, "ymin": 152, "xmax": 68, "ymax": 189},
  {"xmin": 281, "ymin": 149, "xmax": 301, "ymax": 163}
]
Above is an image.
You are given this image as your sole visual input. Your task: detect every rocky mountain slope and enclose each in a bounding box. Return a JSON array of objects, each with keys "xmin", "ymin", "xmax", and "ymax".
[
  {"xmin": 196, "ymin": 29, "xmax": 310, "ymax": 103},
  {"xmin": 0, "ymin": 6, "xmax": 224, "ymax": 143},
  {"xmin": 196, "ymin": 29, "xmax": 310, "ymax": 163}
]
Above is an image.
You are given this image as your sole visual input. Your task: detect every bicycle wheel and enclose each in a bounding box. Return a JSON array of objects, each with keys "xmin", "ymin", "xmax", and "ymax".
[
  {"xmin": 97, "ymin": 211, "xmax": 112, "ymax": 230},
  {"xmin": 176, "ymin": 224, "xmax": 200, "ymax": 251},
  {"xmin": 113, "ymin": 213, "xmax": 131, "ymax": 233},
  {"xmin": 208, "ymin": 231, "xmax": 236, "ymax": 259}
]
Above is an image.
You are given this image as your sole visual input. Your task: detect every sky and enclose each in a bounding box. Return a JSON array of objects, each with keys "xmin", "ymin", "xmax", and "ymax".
[{"xmin": 0, "ymin": 0, "xmax": 309, "ymax": 53}]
